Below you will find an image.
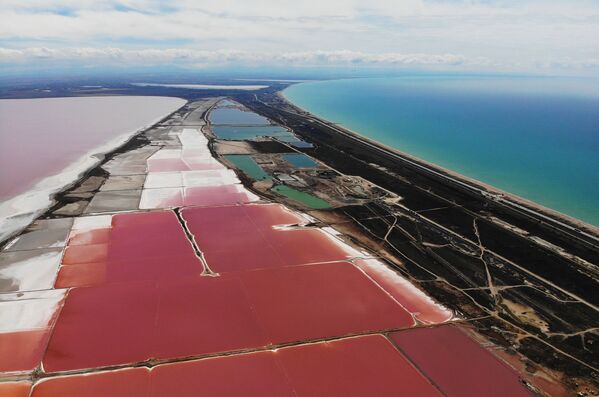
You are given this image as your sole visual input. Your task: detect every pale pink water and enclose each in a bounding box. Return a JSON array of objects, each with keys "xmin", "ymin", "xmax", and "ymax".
[{"xmin": 0, "ymin": 96, "xmax": 184, "ymax": 199}]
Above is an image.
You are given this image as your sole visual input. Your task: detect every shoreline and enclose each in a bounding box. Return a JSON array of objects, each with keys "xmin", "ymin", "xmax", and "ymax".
[
  {"xmin": 1, "ymin": 93, "xmax": 596, "ymax": 392},
  {"xmin": 1, "ymin": 95, "xmax": 573, "ymax": 396},
  {"xmin": 278, "ymin": 89, "xmax": 599, "ymax": 240},
  {"xmin": 0, "ymin": 97, "xmax": 187, "ymax": 245},
  {"xmin": 239, "ymin": 89, "xmax": 599, "ymax": 384}
]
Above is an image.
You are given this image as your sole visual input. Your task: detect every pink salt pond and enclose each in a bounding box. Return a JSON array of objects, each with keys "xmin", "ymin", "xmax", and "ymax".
[
  {"xmin": 0, "ymin": 290, "xmax": 65, "ymax": 374},
  {"xmin": 139, "ymin": 185, "xmax": 259, "ymax": 209},
  {"xmin": 32, "ymin": 367, "xmax": 148, "ymax": 397},
  {"xmin": 181, "ymin": 204, "xmax": 356, "ymax": 272},
  {"xmin": 34, "ymin": 335, "xmax": 442, "ymax": 397},
  {"xmin": 391, "ymin": 325, "xmax": 533, "ymax": 397},
  {"xmin": 55, "ymin": 211, "xmax": 203, "ymax": 288},
  {"xmin": 275, "ymin": 335, "xmax": 440, "ymax": 397},
  {"xmin": 44, "ymin": 262, "xmax": 412, "ymax": 372},
  {"xmin": 182, "ymin": 203, "xmax": 306, "ymax": 231},
  {"xmin": 236, "ymin": 261, "xmax": 414, "ymax": 343},
  {"xmin": 354, "ymin": 258, "xmax": 453, "ymax": 324},
  {"xmin": 0, "ymin": 330, "xmax": 52, "ymax": 374},
  {"xmin": 0, "ymin": 382, "xmax": 31, "ymax": 397}
]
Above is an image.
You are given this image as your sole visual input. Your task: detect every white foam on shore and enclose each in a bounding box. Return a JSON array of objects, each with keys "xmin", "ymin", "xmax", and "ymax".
[{"xmin": 0, "ymin": 98, "xmax": 186, "ymax": 243}]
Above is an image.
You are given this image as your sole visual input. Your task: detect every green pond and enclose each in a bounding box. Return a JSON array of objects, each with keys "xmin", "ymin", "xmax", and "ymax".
[
  {"xmin": 225, "ymin": 155, "xmax": 271, "ymax": 180},
  {"xmin": 272, "ymin": 185, "xmax": 330, "ymax": 209}
]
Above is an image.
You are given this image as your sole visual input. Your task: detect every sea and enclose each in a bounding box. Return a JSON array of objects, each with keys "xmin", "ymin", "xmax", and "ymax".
[{"xmin": 284, "ymin": 76, "xmax": 599, "ymax": 227}]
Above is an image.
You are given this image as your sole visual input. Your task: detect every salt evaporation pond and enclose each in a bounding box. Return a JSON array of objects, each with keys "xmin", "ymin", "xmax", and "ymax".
[
  {"xmin": 0, "ymin": 96, "xmax": 185, "ymax": 242},
  {"xmin": 224, "ymin": 155, "xmax": 272, "ymax": 180},
  {"xmin": 283, "ymin": 153, "xmax": 319, "ymax": 168},
  {"xmin": 209, "ymin": 108, "xmax": 271, "ymax": 125},
  {"xmin": 212, "ymin": 125, "xmax": 292, "ymax": 140}
]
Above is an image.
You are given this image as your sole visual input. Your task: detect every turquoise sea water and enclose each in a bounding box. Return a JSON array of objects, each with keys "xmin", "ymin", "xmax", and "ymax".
[{"xmin": 285, "ymin": 77, "xmax": 599, "ymax": 226}]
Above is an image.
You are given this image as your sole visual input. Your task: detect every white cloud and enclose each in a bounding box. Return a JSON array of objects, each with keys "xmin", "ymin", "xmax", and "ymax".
[
  {"xmin": 0, "ymin": 47, "xmax": 475, "ymax": 67},
  {"xmin": 0, "ymin": 1, "xmax": 598, "ymax": 73}
]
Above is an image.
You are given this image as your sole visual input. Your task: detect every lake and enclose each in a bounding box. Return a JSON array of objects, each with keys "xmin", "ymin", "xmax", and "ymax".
[{"xmin": 0, "ymin": 96, "xmax": 185, "ymax": 241}]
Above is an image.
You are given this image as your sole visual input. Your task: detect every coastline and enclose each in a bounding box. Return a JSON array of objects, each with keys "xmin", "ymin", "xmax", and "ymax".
[
  {"xmin": 240, "ymin": 89, "xmax": 599, "ymax": 383},
  {"xmin": 279, "ymin": 88, "xmax": 599, "ymax": 239},
  {"xmin": 1, "ymin": 93, "xmax": 596, "ymax": 393},
  {"xmin": 0, "ymin": 97, "xmax": 187, "ymax": 244}
]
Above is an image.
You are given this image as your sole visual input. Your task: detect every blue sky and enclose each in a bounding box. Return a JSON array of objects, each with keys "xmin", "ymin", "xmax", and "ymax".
[{"xmin": 1, "ymin": 0, "xmax": 599, "ymax": 76}]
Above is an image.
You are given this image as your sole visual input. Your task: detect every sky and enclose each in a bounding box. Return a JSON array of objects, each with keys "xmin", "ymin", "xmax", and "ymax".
[{"xmin": 1, "ymin": 0, "xmax": 599, "ymax": 76}]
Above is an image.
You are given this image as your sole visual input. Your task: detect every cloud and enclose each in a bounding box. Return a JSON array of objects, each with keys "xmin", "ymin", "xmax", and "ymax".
[
  {"xmin": 0, "ymin": 47, "xmax": 475, "ymax": 68},
  {"xmin": 1, "ymin": 1, "xmax": 599, "ymax": 74}
]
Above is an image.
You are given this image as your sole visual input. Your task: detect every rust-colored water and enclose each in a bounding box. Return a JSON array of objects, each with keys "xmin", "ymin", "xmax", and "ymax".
[
  {"xmin": 43, "ymin": 281, "xmax": 160, "ymax": 372},
  {"xmin": 0, "ymin": 329, "xmax": 50, "ymax": 372},
  {"xmin": 390, "ymin": 325, "xmax": 533, "ymax": 397},
  {"xmin": 56, "ymin": 211, "xmax": 202, "ymax": 288},
  {"xmin": 153, "ymin": 276, "xmax": 267, "ymax": 360},
  {"xmin": 182, "ymin": 204, "xmax": 353, "ymax": 272},
  {"xmin": 32, "ymin": 367, "xmax": 149, "ymax": 397},
  {"xmin": 354, "ymin": 259, "xmax": 453, "ymax": 324},
  {"xmin": 238, "ymin": 262, "xmax": 414, "ymax": 343},
  {"xmin": 34, "ymin": 335, "xmax": 444, "ymax": 396},
  {"xmin": 0, "ymin": 382, "xmax": 32, "ymax": 397},
  {"xmin": 45, "ymin": 259, "xmax": 413, "ymax": 371},
  {"xmin": 151, "ymin": 352, "xmax": 292, "ymax": 397},
  {"xmin": 277, "ymin": 335, "xmax": 440, "ymax": 396},
  {"xmin": 38, "ymin": 204, "xmax": 530, "ymax": 396}
]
